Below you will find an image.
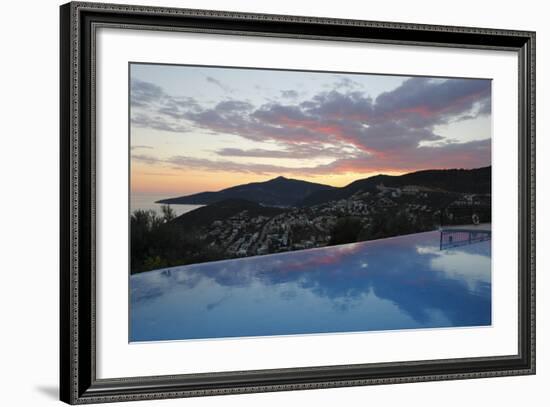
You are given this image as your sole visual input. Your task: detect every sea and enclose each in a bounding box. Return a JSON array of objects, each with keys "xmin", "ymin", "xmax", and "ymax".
[{"xmin": 130, "ymin": 192, "xmax": 203, "ymax": 217}]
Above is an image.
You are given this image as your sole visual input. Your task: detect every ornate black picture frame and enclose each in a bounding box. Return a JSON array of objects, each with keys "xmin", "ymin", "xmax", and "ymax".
[{"xmin": 60, "ymin": 2, "xmax": 535, "ymax": 404}]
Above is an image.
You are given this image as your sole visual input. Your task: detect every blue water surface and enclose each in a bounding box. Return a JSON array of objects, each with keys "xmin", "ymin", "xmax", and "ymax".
[{"xmin": 130, "ymin": 230, "xmax": 491, "ymax": 342}]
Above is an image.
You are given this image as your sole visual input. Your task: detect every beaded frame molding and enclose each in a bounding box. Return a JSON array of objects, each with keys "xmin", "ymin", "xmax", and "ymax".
[{"xmin": 60, "ymin": 2, "xmax": 536, "ymax": 404}]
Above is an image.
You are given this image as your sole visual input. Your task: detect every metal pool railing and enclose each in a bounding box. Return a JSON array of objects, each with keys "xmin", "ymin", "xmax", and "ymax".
[{"xmin": 440, "ymin": 228, "xmax": 491, "ymax": 250}]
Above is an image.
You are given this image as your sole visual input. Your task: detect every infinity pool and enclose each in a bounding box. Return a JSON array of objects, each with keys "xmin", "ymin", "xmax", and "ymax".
[{"xmin": 130, "ymin": 230, "xmax": 491, "ymax": 342}]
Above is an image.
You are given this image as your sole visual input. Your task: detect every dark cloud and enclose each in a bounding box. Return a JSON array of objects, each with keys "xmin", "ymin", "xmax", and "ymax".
[
  {"xmin": 336, "ymin": 138, "xmax": 492, "ymax": 173},
  {"xmin": 163, "ymin": 156, "xmax": 294, "ymax": 175},
  {"xmin": 374, "ymin": 77, "xmax": 491, "ymax": 127},
  {"xmin": 216, "ymin": 148, "xmax": 300, "ymax": 159},
  {"xmin": 131, "ymin": 154, "xmax": 162, "ymax": 165},
  {"xmin": 206, "ymin": 76, "xmax": 232, "ymax": 93},
  {"xmin": 130, "ymin": 78, "xmax": 200, "ymax": 132},
  {"xmin": 133, "ymin": 138, "xmax": 489, "ymax": 178},
  {"xmin": 131, "ymin": 113, "xmax": 189, "ymax": 133},
  {"xmin": 332, "ymin": 76, "xmax": 362, "ymax": 90},
  {"xmin": 131, "ymin": 145, "xmax": 153, "ymax": 151},
  {"xmin": 131, "ymin": 79, "xmax": 165, "ymax": 107},
  {"xmin": 214, "ymin": 100, "xmax": 253, "ymax": 112},
  {"xmin": 302, "ymin": 90, "xmax": 374, "ymax": 120},
  {"xmin": 253, "ymin": 103, "xmax": 311, "ymax": 125},
  {"xmin": 131, "ymin": 75, "xmax": 491, "ymax": 175},
  {"xmin": 156, "ymin": 97, "xmax": 201, "ymax": 119},
  {"xmin": 477, "ymin": 98, "xmax": 492, "ymax": 115},
  {"xmin": 215, "ymin": 144, "xmax": 357, "ymax": 159}
]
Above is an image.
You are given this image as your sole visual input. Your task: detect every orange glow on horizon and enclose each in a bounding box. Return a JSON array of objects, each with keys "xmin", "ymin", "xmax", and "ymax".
[{"xmin": 131, "ymin": 163, "xmax": 408, "ymax": 196}]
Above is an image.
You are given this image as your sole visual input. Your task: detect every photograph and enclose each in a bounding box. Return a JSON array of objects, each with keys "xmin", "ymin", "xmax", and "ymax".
[
  {"xmin": 129, "ymin": 63, "xmax": 492, "ymax": 342},
  {"xmin": 58, "ymin": 2, "xmax": 536, "ymax": 404}
]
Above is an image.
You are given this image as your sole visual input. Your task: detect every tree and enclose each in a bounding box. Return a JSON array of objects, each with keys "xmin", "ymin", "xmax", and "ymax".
[
  {"xmin": 130, "ymin": 208, "xmax": 226, "ymax": 274},
  {"xmin": 161, "ymin": 205, "xmax": 176, "ymax": 222},
  {"xmin": 329, "ymin": 217, "xmax": 363, "ymax": 246}
]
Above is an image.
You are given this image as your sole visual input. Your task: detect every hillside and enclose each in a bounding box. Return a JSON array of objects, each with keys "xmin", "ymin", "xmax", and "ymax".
[
  {"xmin": 156, "ymin": 176, "xmax": 336, "ymax": 207},
  {"xmin": 300, "ymin": 166, "xmax": 491, "ymax": 207},
  {"xmin": 133, "ymin": 167, "xmax": 491, "ymax": 273},
  {"xmin": 170, "ymin": 198, "xmax": 288, "ymax": 229}
]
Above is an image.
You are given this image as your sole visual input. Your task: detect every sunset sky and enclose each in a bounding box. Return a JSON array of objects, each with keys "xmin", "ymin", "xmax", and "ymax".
[{"xmin": 130, "ymin": 63, "xmax": 491, "ymax": 196}]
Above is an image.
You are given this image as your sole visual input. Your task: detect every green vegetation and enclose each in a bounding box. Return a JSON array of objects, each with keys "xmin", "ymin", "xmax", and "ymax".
[
  {"xmin": 131, "ymin": 167, "xmax": 491, "ymax": 274},
  {"xmin": 130, "ymin": 205, "xmax": 226, "ymax": 274},
  {"xmin": 329, "ymin": 217, "xmax": 363, "ymax": 246},
  {"xmin": 361, "ymin": 209, "xmax": 436, "ymax": 240},
  {"xmin": 328, "ymin": 209, "xmax": 437, "ymax": 246}
]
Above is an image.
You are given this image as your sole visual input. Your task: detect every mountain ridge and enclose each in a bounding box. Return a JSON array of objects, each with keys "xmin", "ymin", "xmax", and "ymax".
[
  {"xmin": 157, "ymin": 166, "xmax": 491, "ymax": 208},
  {"xmin": 300, "ymin": 166, "xmax": 491, "ymax": 206},
  {"xmin": 156, "ymin": 176, "xmax": 336, "ymax": 207}
]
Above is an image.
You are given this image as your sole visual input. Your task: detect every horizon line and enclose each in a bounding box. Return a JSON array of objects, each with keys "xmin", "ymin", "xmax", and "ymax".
[{"xmin": 132, "ymin": 164, "xmax": 491, "ymax": 198}]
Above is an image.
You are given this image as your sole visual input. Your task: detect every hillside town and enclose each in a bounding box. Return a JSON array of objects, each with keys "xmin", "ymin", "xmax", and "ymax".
[
  {"xmin": 130, "ymin": 167, "xmax": 492, "ymax": 273},
  {"xmin": 198, "ymin": 184, "xmax": 491, "ymax": 258}
]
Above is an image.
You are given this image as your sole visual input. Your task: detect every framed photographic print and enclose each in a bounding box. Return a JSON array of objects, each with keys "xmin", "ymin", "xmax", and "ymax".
[{"xmin": 60, "ymin": 1, "xmax": 536, "ymax": 404}]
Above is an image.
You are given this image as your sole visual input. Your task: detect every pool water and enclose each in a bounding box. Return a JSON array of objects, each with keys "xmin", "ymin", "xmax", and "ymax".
[{"xmin": 130, "ymin": 230, "xmax": 491, "ymax": 342}]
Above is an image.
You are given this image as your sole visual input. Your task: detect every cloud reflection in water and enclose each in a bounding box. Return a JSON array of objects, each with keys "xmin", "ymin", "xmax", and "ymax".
[{"xmin": 130, "ymin": 230, "xmax": 491, "ymax": 341}]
